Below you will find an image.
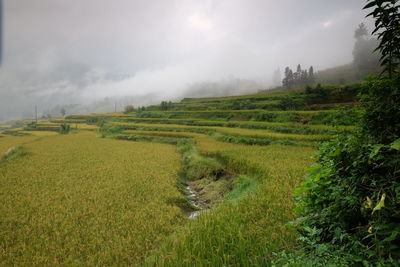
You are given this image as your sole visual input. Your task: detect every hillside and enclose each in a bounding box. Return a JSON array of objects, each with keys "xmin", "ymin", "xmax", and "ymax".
[{"xmin": 0, "ymin": 83, "xmax": 361, "ymax": 265}]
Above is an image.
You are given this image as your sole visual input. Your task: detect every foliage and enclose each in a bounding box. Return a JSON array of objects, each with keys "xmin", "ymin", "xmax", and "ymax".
[
  {"xmin": 289, "ymin": 2, "xmax": 400, "ymax": 262},
  {"xmin": 224, "ymin": 175, "xmax": 257, "ymax": 201},
  {"xmin": 124, "ymin": 104, "xmax": 134, "ymax": 113},
  {"xmin": 283, "ymin": 65, "xmax": 315, "ymax": 89},
  {"xmin": 137, "ymin": 111, "xmax": 170, "ymax": 118},
  {"xmin": 181, "ymin": 148, "xmax": 224, "ymax": 181},
  {"xmin": 231, "ymin": 99, "xmax": 256, "ymax": 110},
  {"xmin": 59, "ymin": 123, "xmax": 71, "ymax": 134},
  {"xmin": 294, "ymin": 132, "xmax": 400, "ymax": 264},
  {"xmin": 364, "ymin": 0, "xmax": 400, "ymax": 77},
  {"xmin": 160, "ymin": 101, "xmax": 173, "ymax": 110},
  {"xmin": 360, "ymin": 76, "xmax": 400, "ymax": 144},
  {"xmin": 293, "ymin": 64, "xmax": 400, "ymax": 265},
  {"xmin": 352, "ymin": 23, "xmax": 381, "ymax": 78},
  {"xmin": 278, "ymin": 96, "xmax": 305, "ymax": 111},
  {"xmin": 23, "ymin": 122, "xmax": 37, "ymax": 131},
  {"xmin": 322, "ymin": 105, "xmax": 361, "ymax": 126}
]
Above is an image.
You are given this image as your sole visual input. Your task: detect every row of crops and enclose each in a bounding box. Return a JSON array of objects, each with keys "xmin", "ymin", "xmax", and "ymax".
[{"xmin": 0, "ymin": 86, "xmax": 360, "ymax": 265}]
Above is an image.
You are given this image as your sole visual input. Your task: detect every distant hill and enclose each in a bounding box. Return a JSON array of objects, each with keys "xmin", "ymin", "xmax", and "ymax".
[{"xmin": 315, "ymin": 63, "xmax": 380, "ymax": 85}]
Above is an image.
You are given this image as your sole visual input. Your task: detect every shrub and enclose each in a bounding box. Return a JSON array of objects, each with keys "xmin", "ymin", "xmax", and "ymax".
[
  {"xmin": 124, "ymin": 105, "xmax": 134, "ymax": 113},
  {"xmin": 294, "ymin": 76, "xmax": 400, "ymax": 264},
  {"xmin": 322, "ymin": 106, "xmax": 360, "ymax": 126},
  {"xmin": 59, "ymin": 124, "xmax": 71, "ymax": 134}
]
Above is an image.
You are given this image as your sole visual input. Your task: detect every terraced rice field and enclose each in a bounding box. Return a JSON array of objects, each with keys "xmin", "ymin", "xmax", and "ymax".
[
  {"xmin": 112, "ymin": 122, "xmax": 329, "ymax": 142},
  {"xmin": 0, "ymin": 132, "xmax": 185, "ymax": 266},
  {"xmin": 0, "ymin": 135, "xmax": 39, "ymax": 154},
  {"xmin": 146, "ymin": 144, "xmax": 315, "ymax": 266},
  {"xmin": 0, "ymin": 85, "xmax": 359, "ymax": 265},
  {"xmin": 0, "ymin": 122, "xmax": 317, "ymax": 265}
]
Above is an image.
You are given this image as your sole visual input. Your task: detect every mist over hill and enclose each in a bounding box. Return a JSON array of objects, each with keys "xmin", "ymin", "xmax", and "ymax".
[{"xmin": 1, "ymin": 0, "xmax": 373, "ymax": 122}]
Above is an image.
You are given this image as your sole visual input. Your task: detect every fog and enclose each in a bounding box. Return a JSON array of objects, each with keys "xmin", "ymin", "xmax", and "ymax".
[{"xmin": 0, "ymin": 0, "xmax": 372, "ymax": 121}]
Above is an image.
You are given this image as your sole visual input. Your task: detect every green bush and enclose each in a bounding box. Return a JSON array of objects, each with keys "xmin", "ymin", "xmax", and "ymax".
[
  {"xmin": 360, "ymin": 76, "xmax": 400, "ymax": 144},
  {"xmin": 124, "ymin": 105, "xmax": 134, "ymax": 113},
  {"xmin": 293, "ymin": 76, "xmax": 400, "ymax": 264},
  {"xmin": 182, "ymin": 152, "xmax": 224, "ymax": 181},
  {"xmin": 59, "ymin": 124, "xmax": 71, "ymax": 134},
  {"xmin": 137, "ymin": 111, "xmax": 169, "ymax": 118},
  {"xmin": 322, "ymin": 106, "xmax": 361, "ymax": 126}
]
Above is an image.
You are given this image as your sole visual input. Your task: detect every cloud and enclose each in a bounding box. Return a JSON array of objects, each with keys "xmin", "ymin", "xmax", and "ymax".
[
  {"xmin": 188, "ymin": 14, "xmax": 213, "ymax": 31},
  {"xmin": 0, "ymin": 0, "xmax": 372, "ymax": 121},
  {"xmin": 323, "ymin": 21, "xmax": 333, "ymax": 28}
]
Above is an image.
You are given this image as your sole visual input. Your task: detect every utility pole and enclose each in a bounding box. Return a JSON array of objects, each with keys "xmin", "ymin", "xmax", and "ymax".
[
  {"xmin": 114, "ymin": 102, "xmax": 117, "ymax": 113},
  {"xmin": 35, "ymin": 105, "xmax": 38, "ymax": 123}
]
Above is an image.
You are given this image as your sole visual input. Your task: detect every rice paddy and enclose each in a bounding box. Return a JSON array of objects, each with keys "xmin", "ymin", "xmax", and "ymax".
[
  {"xmin": 0, "ymin": 85, "xmax": 359, "ymax": 265},
  {"xmin": 0, "ymin": 132, "xmax": 185, "ymax": 266}
]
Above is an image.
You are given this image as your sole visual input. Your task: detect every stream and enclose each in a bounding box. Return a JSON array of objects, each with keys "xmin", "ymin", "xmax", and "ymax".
[{"xmin": 186, "ymin": 185, "xmax": 206, "ymax": 219}]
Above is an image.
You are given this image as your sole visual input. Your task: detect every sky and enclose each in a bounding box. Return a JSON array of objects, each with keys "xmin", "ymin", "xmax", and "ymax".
[{"xmin": 1, "ymin": 0, "xmax": 373, "ymax": 121}]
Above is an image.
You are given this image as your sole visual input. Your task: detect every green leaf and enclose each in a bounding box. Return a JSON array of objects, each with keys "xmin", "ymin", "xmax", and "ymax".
[
  {"xmin": 372, "ymin": 193, "xmax": 386, "ymax": 214},
  {"xmin": 382, "ymin": 231, "xmax": 399, "ymax": 243},
  {"xmin": 365, "ymin": 196, "xmax": 374, "ymax": 209},
  {"xmin": 364, "ymin": 1, "xmax": 377, "ymax": 9},
  {"xmin": 369, "ymin": 144, "xmax": 384, "ymax": 158},
  {"xmin": 390, "ymin": 138, "xmax": 400, "ymax": 150}
]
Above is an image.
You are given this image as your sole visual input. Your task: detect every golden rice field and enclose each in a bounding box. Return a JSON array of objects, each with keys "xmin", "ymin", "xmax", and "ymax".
[
  {"xmin": 0, "ymin": 113, "xmax": 318, "ymax": 265},
  {"xmin": 33, "ymin": 122, "xmax": 99, "ymax": 131},
  {"xmin": 122, "ymin": 130, "xmax": 200, "ymax": 139},
  {"xmin": 117, "ymin": 123, "xmax": 316, "ymax": 264},
  {"xmin": 112, "ymin": 122, "xmax": 329, "ymax": 141},
  {"xmin": 0, "ymin": 135, "xmax": 39, "ymax": 154},
  {"xmin": 18, "ymin": 131, "xmax": 59, "ymax": 136},
  {"xmin": 0, "ymin": 131, "xmax": 186, "ymax": 266},
  {"xmin": 146, "ymin": 144, "xmax": 315, "ymax": 265}
]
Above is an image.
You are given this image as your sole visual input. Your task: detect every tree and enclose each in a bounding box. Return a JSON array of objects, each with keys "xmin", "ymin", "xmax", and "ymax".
[
  {"xmin": 354, "ymin": 22, "xmax": 368, "ymax": 39},
  {"xmin": 308, "ymin": 66, "xmax": 315, "ymax": 85},
  {"xmin": 364, "ymin": 0, "xmax": 400, "ymax": 77},
  {"xmin": 160, "ymin": 101, "xmax": 168, "ymax": 110},
  {"xmin": 296, "ymin": 64, "xmax": 301, "ymax": 74},
  {"xmin": 282, "ymin": 65, "xmax": 315, "ymax": 89},
  {"xmin": 287, "ymin": 69, "xmax": 294, "ymax": 89},
  {"xmin": 124, "ymin": 105, "xmax": 134, "ymax": 113},
  {"xmin": 300, "ymin": 69, "xmax": 308, "ymax": 87},
  {"xmin": 282, "ymin": 67, "xmax": 290, "ymax": 88},
  {"xmin": 292, "ymin": 1, "xmax": 400, "ymax": 264},
  {"xmin": 60, "ymin": 108, "xmax": 66, "ymax": 117},
  {"xmin": 352, "ymin": 23, "xmax": 381, "ymax": 77}
]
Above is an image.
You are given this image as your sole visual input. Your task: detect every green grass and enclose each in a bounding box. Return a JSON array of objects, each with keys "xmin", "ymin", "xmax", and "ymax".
[
  {"xmin": 224, "ymin": 175, "xmax": 257, "ymax": 201},
  {"xmin": 145, "ymin": 143, "xmax": 315, "ymax": 266},
  {"xmin": 114, "ymin": 117, "xmax": 353, "ymax": 135}
]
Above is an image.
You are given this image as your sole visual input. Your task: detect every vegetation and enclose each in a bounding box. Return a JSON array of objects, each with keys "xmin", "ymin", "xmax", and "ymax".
[
  {"xmin": 283, "ymin": 1, "xmax": 400, "ymax": 265},
  {"xmin": 282, "ymin": 65, "xmax": 315, "ymax": 89},
  {"xmin": 0, "ymin": 132, "xmax": 186, "ymax": 265},
  {"xmin": 59, "ymin": 123, "xmax": 71, "ymax": 134},
  {"xmin": 124, "ymin": 104, "xmax": 135, "ymax": 113},
  {"xmin": 353, "ymin": 23, "xmax": 381, "ymax": 78},
  {"xmin": 0, "ymin": 6, "xmax": 393, "ymax": 263}
]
